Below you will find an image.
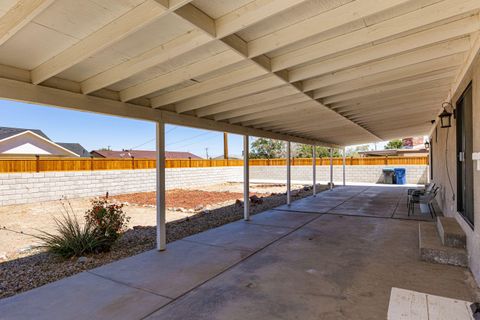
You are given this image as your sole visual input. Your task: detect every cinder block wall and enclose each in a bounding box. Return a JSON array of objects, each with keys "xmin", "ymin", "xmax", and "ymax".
[
  {"xmin": 0, "ymin": 167, "xmax": 243, "ymax": 206},
  {"xmin": 250, "ymin": 165, "xmax": 428, "ymax": 184},
  {"xmin": 0, "ymin": 165, "xmax": 427, "ymax": 206}
]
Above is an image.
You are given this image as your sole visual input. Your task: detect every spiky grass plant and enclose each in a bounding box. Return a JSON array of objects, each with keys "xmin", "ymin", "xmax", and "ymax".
[{"xmin": 35, "ymin": 200, "xmax": 107, "ymax": 258}]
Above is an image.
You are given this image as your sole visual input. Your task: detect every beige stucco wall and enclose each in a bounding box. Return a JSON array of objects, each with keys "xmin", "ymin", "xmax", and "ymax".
[{"xmin": 431, "ymin": 56, "xmax": 480, "ymax": 284}]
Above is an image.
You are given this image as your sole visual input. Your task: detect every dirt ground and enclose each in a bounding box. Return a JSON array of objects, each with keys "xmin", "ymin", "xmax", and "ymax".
[
  {"xmin": 111, "ymin": 189, "xmax": 263, "ymax": 208},
  {"xmin": 0, "ymin": 182, "xmax": 303, "ymax": 261}
]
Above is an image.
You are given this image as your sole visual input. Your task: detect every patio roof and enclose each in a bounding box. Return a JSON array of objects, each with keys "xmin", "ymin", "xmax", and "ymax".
[{"xmin": 0, "ymin": 0, "xmax": 479, "ymax": 147}]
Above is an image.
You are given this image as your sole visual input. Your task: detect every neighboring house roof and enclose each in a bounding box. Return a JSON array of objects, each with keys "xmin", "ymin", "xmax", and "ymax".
[
  {"xmin": 0, "ymin": 126, "xmax": 50, "ymax": 140},
  {"xmin": 56, "ymin": 143, "xmax": 91, "ymax": 158},
  {"xmin": 91, "ymin": 150, "xmax": 202, "ymax": 159},
  {"xmin": 0, "ymin": 130, "xmax": 79, "ymax": 157},
  {"xmin": 165, "ymin": 151, "xmax": 202, "ymax": 159},
  {"xmin": 212, "ymin": 154, "xmax": 243, "ymax": 160},
  {"xmin": 0, "ymin": 127, "xmax": 90, "ymax": 157}
]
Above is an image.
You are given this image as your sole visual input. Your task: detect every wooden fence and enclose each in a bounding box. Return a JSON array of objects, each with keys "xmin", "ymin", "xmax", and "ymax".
[{"xmin": 0, "ymin": 156, "xmax": 428, "ymax": 173}]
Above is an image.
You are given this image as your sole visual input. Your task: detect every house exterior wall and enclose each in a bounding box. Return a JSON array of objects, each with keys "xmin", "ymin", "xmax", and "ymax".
[
  {"xmin": 430, "ymin": 56, "xmax": 480, "ymax": 285},
  {"xmin": 0, "ymin": 132, "xmax": 74, "ymax": 157}
]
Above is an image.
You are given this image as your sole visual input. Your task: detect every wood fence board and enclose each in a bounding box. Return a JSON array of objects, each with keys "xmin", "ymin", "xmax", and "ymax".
[{"xmin": 0, "ymin": 156, "xmax": 428, "ymax": 173}]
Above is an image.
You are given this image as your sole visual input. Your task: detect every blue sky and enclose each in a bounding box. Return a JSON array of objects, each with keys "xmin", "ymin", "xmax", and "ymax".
[{"xmin": 0, "ymin": 99, "xmax": 245, "ymax": 158}]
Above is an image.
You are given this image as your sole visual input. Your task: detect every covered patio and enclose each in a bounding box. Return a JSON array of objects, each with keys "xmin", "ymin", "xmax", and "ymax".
[{"xmin": 0, "ymin": 185, "xmax": 476, "ymax": 319}]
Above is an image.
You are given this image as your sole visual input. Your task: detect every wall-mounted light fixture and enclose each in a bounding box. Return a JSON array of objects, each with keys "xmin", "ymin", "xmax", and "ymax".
[
  {"xmin": 424, "ymin": 140, "xmax": 430, "ymax": 150},
  {"xmin": 439, "ymin": 102, "xmax": 454, "ymax": 128}
]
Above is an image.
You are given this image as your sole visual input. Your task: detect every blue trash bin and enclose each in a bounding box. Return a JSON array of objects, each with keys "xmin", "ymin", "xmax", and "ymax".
[{"xmin": 394, "ymin": 168, "xmax": 406, "ymax": 185}]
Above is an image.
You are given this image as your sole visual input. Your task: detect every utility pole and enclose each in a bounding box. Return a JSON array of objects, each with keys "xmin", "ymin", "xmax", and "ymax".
[
  {"xmin": 223, "ymin": 132, "xmax": 229, "ymax": 160},
  {"xmin": 205, "ymin": 147, "xmax": 209, "ymax": 159}
]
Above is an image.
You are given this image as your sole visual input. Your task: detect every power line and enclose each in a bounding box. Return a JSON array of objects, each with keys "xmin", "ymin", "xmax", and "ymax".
[
  {"xmin": 128, "ymin": 126, "xmax": 177, "ymax": 150},
  {"xmin": 175, "ymin": 134, "xmax": 220, "ymax": 149},
  {"xmin": 166, "ymin": 126, "xmax": 177, "ymax": 134},
  {"xmin": 129, "ymin": 138, "xmax": 155, "ymax": 150},
  {"xmin": 166, "ymin": 131, "xmax": 215, "ymax": 147}
]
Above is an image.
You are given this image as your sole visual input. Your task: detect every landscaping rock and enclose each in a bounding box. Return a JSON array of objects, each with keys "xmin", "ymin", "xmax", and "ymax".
[
  {"xmin": 235, "ymin": 199, "xmax": 243, "ymax": 207},
  {"xmin": 0, "ymin": 251, "xmax": 7, "ymax": 261},
  {"xmin": 77, "ymin": 256, "xmax": 88, "ymax": 264},
  {"xmin": 194, "ymin": 205, "xmax": 204, "ymax": 211},
  {"xmin": 249, "ymin": 195, "xmax": 263, "ymax": 204},
  {"xmin": 0, "ymin": 184, "xmax": 327, "ymax": 300},
  {"xmin": 17, "ymin": 245, "xmax": 35, "ymax": 254}
]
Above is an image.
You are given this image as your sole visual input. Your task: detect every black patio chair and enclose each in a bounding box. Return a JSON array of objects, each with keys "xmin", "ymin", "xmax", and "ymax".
[
  {"xmin": 408, "ymin": 186, "xmax": 439, "ymax": 218},
  {"xmin": 406, "ymin": 182, "xmax": 435, "ymax": 207}
]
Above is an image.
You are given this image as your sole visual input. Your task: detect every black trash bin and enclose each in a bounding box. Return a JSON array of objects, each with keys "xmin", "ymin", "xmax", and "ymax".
[{"xmin": 382, "ymin": 168, "xmax": 395, "ymax": 184}]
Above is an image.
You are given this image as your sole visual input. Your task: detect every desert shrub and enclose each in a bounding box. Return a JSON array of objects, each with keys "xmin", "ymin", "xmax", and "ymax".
[
  {"xmin": 85, "ymin": 197, "xmax": 130, "ymax": 249},
  {"xmin": 35, "ymin": 212, "xmax": 107, "ymax": 258},
  {"xmin": 36, "ymin": 197, "xmax": 130, "ymax": 258}
]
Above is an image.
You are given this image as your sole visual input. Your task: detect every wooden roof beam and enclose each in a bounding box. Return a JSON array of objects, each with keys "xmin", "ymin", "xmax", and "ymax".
[
  {"xmin": 0, "ymin": 76, "xmax": 337, "ymax": 147},
  {"xmin": 0, "ymin": 0, "xmax": 54, "ymax": 47},
  {"xmin": 247, "ymin": 0, "xmax": 414, "ymax": 58},
  {"xmin": 31, "ymin": 0, "xmax": 177, "ymax": 85},
  {"xmin": 150, "ymin": 64, "xmax": 268, "ymax": 107},
  {"xmin": 320, "ymin": 71, "xmax": 456, "ymax": 105},
  {"xmin": 314, "ymin": 63, "xmax": 462, "ymax": 99},
  {"xmin": 289, "ymin": 15, "xmax": 479, "ymax": 82},
  {"xmin": 214, "ymin": 94, "xmax": 308, "ymax": 121},
  {"xmin": 331, "ymin": 85, "xmax": 450, "ymax": 110},
  {"xmin": 119, "ymin": 50, "xmax": 243, "ymax": 102},
  {"xmin": 173, "ymin": 75, "xmax": 286, "ymax": 113},
  {"xmin": 303, "ymin": 40, "xmax": 469, "ymax": 91},
  {"xmin": 228, "ymin": 101, "xmax": 318, "ymax": 124},
  {"xmin": 164, "ymin": 0, "xmax": 383, "ymax": 141},
  {"xmin": 110, "ymin": 0, "xmax": 311, "ymax": 101},
  {"xmin": 272, "ymin": 0, "xmax": 480, "ymax": 71},
  {"xmin": 194, "ymin": 86, "xmax": 298, "ymax": 117}
]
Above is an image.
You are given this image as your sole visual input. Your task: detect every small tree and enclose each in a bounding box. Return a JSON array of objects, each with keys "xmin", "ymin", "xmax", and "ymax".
[
  {"xmin": 295, "ymin": 144, "xmax": 341, "ymax": 158},
  {"xmin": 345, "ymin": 145, "xmax": 370, "ymax": 157},
  {"xmin": 250, "ymin": 138, "xmax": 285, "ymax": 159},
  {"xmin": 385, "ymin": 139, "xmax": 403, "ymax": 150}
]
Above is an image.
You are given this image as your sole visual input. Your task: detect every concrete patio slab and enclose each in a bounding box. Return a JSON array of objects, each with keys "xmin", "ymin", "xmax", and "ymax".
[
  {"xmin": 0, "ymin": 272, "xmax": 170, "ymax": 320},
  {"xmin": 246, "ymin": 209, "xmax": 319, "ymax": 229},
  {"xmin": 146, "ymin": 214, "xmax": 476, "ymax": 320},
  {"xmin": 274, "ymin": 187, "xmax": 362, "ymax": 213},
  {"xmin": 90, "ymin": 239, "xmax": 250, "ymax": 299},
  {"xmin": 1, "ymin": 186, "xmax": 475, "ymax": 320},
  {"xmin": 328, "ymin": 201, "xmax": 398, "ymax": 218},
  {"xmin": 182, "ymin": 219, "xmax": 292, "ymax": 252}
]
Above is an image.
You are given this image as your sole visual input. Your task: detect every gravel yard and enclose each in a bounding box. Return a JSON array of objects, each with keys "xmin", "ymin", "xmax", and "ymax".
[{"xmin": 0, "ymin": 183, "xmax": 326, "ymax": 299}]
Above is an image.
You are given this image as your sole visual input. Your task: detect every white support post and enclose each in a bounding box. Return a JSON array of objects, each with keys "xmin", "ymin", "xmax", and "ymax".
[
  {"xmin": 243, "ymin": 135, "xmax": 250, "ymax": 221},
  {"xmin": 342, "ymin": 147, "xmax": 346, "ymax": 186},
  {"xmin": 287, "ymin": 141, "xmax": 291, "ymax": 205},
  {"xmin": 329, "ymin": 148, "xmax": 334, "ymax": 191},
  {"xmin": 312, "ymin": 145, "xmax": 316, "ymax": 196},
  {"xmin": 156, "ymin": 122, "xmax": 166, "ymax": 251}
]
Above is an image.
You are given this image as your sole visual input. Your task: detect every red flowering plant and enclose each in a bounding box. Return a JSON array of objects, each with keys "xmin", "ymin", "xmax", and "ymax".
[{"xmin": 85, "ymin": 194, "xmax": 130, "ymax": 250}]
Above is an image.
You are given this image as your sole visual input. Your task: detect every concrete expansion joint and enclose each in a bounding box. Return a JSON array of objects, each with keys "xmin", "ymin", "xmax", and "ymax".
[
  {"xmin": 86, "ymin": 270, "xmax": 174, "ymax": 301},
  {"xmin": 140, "ymin": 215, "xmax": 323, "ymax": 319}
]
